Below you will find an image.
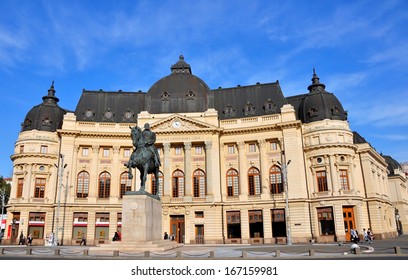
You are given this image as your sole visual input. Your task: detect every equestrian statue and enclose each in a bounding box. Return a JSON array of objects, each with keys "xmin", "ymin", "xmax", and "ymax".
[{"xmin": 124, "ymin": 123, "xmax": 161, "ymax": 198}]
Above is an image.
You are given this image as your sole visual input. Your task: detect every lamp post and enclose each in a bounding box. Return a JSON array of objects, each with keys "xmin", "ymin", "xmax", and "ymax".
[
  {"xmin": 54, "ymin": 154, "xmax": 67, "ymax": 246},
  {"xmin": 278, "ymin": 151, "xmax": 292, "ymax": 245}
]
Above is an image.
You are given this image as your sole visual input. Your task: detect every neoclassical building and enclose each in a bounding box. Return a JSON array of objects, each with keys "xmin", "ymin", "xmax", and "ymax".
[{"xmin": 4, "ymin": 55, "xmax": 407, "ymax": 245}]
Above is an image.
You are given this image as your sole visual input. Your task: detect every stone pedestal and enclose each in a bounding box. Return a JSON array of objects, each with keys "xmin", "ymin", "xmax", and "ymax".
[
  {"xmin": 90, "ymin": 193, "xmax": 181, "ymax": 253},
  {"xmin": 122, "ymin": 194, "xmax": 162, "ymax": 242}
]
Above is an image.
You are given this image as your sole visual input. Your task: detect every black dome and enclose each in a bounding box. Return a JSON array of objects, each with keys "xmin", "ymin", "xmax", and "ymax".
[
  {"xmin": 21, "ymin": 82, "xmax": 69, "ymax": 132},
  {"xmin": 146, "ymin": 55, "xmax": 211, "ymax": 114},
  {"xmin": 299, "ymin": 70, "xmax": 347, "ymax": 123}
]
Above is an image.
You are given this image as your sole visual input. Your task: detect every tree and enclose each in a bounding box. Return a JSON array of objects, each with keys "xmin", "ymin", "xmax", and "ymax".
[{"xmin": 0, "ymin": 176, "xmax": 11, "ymax": 215}]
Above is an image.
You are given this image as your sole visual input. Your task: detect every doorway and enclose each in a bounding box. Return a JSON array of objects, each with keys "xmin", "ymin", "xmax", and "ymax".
[
  {"xmin": 343, "ymin": 206, "xmax": 355, "ymax": 241},
  {"xmin": 170, "ymin": 215, "xmax": 185, "ymax": 243}
]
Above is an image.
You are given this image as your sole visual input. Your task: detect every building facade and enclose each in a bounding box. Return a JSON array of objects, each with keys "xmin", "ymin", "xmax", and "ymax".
[{"xmin": 5, "ymin": 55, "xmax": 407, "ymax": 245}]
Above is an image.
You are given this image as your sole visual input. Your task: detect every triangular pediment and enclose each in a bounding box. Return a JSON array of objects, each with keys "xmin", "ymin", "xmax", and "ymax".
[{"xmin": 150, "ymin": 114, "xmax": 218, "ymax": 132}]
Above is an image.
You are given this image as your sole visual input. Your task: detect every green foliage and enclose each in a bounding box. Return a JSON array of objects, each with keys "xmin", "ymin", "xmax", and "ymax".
[{"xmin": 0, "ymin": 176, "xmax": 11, "ymax": 213}]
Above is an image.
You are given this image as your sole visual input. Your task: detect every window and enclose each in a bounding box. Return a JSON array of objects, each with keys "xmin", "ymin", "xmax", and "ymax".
[
  {"xmin": 175, "ymin": 147, "xmax": 182, "ymax": 155},
  {"xmin": 226, "ymin": 168, "xmax": 239, "ymax": 196},
  {"xmin": 270, "ymin": 142, "xmax": 278, "ymax": 150},
  {"xmin": 82, "ymin": 148, "xmax": 89, "ymax": 157},
  {"xmin": 228, "ymin": 145, "xmax": 235, "ymax": 154},
  {"xmin": 248, "ymin": 167, "xmax": 261, "ymax": 195},
  {"xmin": 120, "ymin": 172, "xmax": 132, "ymax": 198},
  {"xmin": 123, "ymin": 148, "xmax": 131, "ymax": 158},
  {"xmin": 17, "ymin": 178, "xmax": 24, "ymax": 198},
  {"xmin": 271, "ymin": 209, "xmax": 286, "ymax": 238},
  {"xmin": 34, "ymin": 178, "xmax": 46, "ymax": 198},
  {"xmin": 317, "ymin": 207, "xmax": 335, "ymax": 235},
  {"xmin": 270, "ymin": 165, "xmax": 283, "ymax": 194},
  {"xmin": 249, "ymin": 210, "xmax": 264, "ymax": 238},
  {"xmin": 40, "ymin": 145, "xmax": 48, "ymax": 154},
  {"xmin": 95, "ymin": 213, "xmax": 110, "ymax": 240},
  {"xmin": 193, "ymin": 169, "xmax": 206, "ymax": 198},
  {"xmin": 249, "ymin": 143, "xmax": 257, "ymax": 153},
  {"xmin": 316, "ymin": 171, "xmax": 328, "ymax": 192},
  {"xmin": 20, "ymin": 145, "xmax": 24, "ymax": 153},
  {"xmin": 77, "ymin": 171, "xmax": 90, "ymax": 198},
  {"xmin": 151, "ymin": 171, "xmax": 164, "ymax": 196},
  {"xmin": 172, "ymin": 170, "xmax": 185, "ymax": 198},
  {"xmin": 340, "ymin": 170, "xmax": 350, "ymax": 190},
  {"xmin": 195, "ymin": 146, "xmax": 203, "ymax": 155},
  {"xmin": 195, "ymin": 211, "xmax": 204, "ymax": 218},
  {"xmin": 103, "ymin": 148, "xmax": 110, "ymax": 157},
  {"xmin": 98, "ymin": 172, "xmax": 111, "ymax": 198},
  {"xmin": 227, "ymin": 211, "xmax": 241, "ymax": 239}
]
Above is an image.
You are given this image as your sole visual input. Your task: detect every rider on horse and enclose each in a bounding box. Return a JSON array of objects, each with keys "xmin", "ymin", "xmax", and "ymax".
[{"xmin": 142, "ymin": 123, "xmax": 161, "ymax": 167}]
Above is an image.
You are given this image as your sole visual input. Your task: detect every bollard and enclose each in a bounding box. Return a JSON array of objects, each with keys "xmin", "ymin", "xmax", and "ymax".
[
  {"xmin": 113, "ymin": 250, "xmax": 119, "ymax": 257},
  {"xmin": 144, "ymin": 251, "xmax": 150, "ymax": 258},
  {"xmin": 54, "ymin": 249, "xmax": 60, "ymax": 256},
  {"xmin": 394, "ymin": 246, "xmax": 402, "ymax": 255},
  {"xmin": 0, "ymin": 248, "xmax": 4, "ymax": 255},
  {"xmin": 309, "ymin": 249, "xmax": 315, "ymax": 257},
  {"xmin": 242, "ymin": 251, "xmax": 248, "ymax": 259},
  {"xmin": 209, "ymin": 251, "xmax": 215, "ymax": 259},
  {"xmin": 27, "ymin": 248, "xmax": 33, "ymax": 255},
  {"xmin": 83, "ymin": 249, "xmax": 88, "ymax": 256},
  {"xmin": 176, "ymin": 251, "xmax": 182, "ymax": 259},
  {"xmin": 275, "ymin": 249, "xmax": 280, "ymax": 257},
  {"xmin": 355, "ymin": 247, "xmax": 361, "ymax": 255}
]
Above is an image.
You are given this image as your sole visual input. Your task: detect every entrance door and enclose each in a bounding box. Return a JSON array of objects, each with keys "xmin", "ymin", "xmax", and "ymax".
[
  {"xmin": 170, "ymin": 215, "xmax": 185, "ymax": 243},
  {"xmin": 343, "ymin": 206, "xmax": 355, "ymax": 241},
  {"xmin": 195, "ymin": 225, "xmax": 204, "ymax": 244}
]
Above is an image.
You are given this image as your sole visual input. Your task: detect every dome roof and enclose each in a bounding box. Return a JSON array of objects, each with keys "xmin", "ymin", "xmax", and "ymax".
[
  {"xmin": 146, "ymin": 55, "xmax": 211, "ymax": 114},
  {"xmin": 21, "ymin": 81, "xmax": 69, "ymax": 132},
  {"xmin": 299, "ymin": 70, "xmax": 347, "ymax": 123}
]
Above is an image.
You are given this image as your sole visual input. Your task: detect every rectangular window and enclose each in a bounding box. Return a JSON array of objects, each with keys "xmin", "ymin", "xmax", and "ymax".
[
  {"xmin": 123, "ymin": 148, "xmax": 131, "ymax": 158},
  {"xmin": 249, "ymin": 143, "xmax": 256, "ymax": 153},
  {"xmin": 317, "ymin": 207, "xmax": 335, "ymax": 235},
  {"xmin": 195, "ymin": 211, "xmax": 204, "ymax": 218},
  {"xmin": 195, "ymin": 146, "xmax": 203, "ymax": 155},
  {"xmin": 34, "ymin": 178, "xmax": 46, "ymax": 198},
  {"xmin": 316, "ymin": 171, "xmax": 328, "ymax": 192},
  {"xmin": 228, "ymin": 145, "xmax": 235, "ymax": 154},
  {"xmin": 82, "ymin": 147, "xmax": 89, "ymax": 157},
  {"xmin": 40, "ymin": 145, "xmax": 48, "ymax": 154},
  {"xmin": 270, "ymin": 142, "xmax": 278, "ymax": 150},
  {"xmin": 340, "ymin": 170, "xmax": 350, "ymax": 190},
  {"xmin": 175, "ymin": 147, "xmax": 182, "ymax": 155},
  {"xmin": 20, "ymin": 145, "xmax": 24, "ymax": 153},
  {"xmin": 103, "ymin": 148, "xmax": 109, "ymax": 157},
  {"xmin": 17, "ymin": 178, "xmax": 24, "ymax": 198},
  {"xmin": 227, "ymin": 211, "xmax": 241, "ymax": 239}
]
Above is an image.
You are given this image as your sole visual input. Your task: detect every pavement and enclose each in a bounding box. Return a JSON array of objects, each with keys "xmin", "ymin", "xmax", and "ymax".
[{"xmin": 1, "ymin": 234, "xmax": 407, "ymax": 259}]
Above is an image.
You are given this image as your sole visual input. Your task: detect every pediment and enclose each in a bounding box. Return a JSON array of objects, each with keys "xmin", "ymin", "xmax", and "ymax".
[{"xmin": 150, "ymin": 114, "xmax": 217, "ymax": 132}]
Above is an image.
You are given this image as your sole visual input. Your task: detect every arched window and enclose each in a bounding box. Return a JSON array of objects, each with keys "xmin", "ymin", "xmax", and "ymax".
[
  {"xmin": 226, "ymin": 168, "xmax": 239, "ymax": 196},
  {"xmin": 77, "ymin": 171, "xmax": 89, "ymax": 198},
  {"xmin": 151, "ymin": 171, "xmax": 164, "ymax": 196},
  {"xmin": 120, "ymin": 172, "xmax": 132, "ymax": 198},
  {"xmin": 98, "ymin": 171, "xmax": 111, "ymax": 198},
  {"xmin": 269, "ymin": 165, "xmax": 283, "ymax": 194},
  {"xmin": 193, "ymin": 169, "xmax": 206, "ymax": 198},
  {"xmin": 172, "ymin": 169, "xmax": 185, "ymax": 198},
  {"xmin": 248, "ymin": 167, "xmax": 261, "ymax": 195}
]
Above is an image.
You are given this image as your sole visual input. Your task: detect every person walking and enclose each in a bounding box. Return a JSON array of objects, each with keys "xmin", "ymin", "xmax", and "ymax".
[
  {"xmin": 18, "ymin": 232, "xmax": 25, "ymax": 245},
  {"xmin": 27, "ymin": 234, "xmax": 33, "ymax": 246},
  {"xmin": 80, "ymin": 233, "xmax": 87, "ymax": 245}
]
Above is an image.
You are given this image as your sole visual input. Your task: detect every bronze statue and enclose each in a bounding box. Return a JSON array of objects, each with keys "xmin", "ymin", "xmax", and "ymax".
[{"xmin": 124, "ymin": 124, "xmax": 160, "ymax": 197}]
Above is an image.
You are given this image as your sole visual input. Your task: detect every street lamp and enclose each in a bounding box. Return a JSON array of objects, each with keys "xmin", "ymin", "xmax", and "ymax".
[
  {"xmin": 277, "ymin": 152, "xmax": 292, "ymax": 246},
  {"xmin": 54, "ymin": 154, "xmax": 67, "ymax": 246}
]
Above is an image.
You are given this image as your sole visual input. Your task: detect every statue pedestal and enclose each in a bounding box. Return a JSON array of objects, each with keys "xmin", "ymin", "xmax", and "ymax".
[
  {"xmin": 90, "ymin": 194, "xmax": 181, "ymax": 253},
  {"xmin": 122, "ymin": 194, "xmax": 162, "ymax": 242}
]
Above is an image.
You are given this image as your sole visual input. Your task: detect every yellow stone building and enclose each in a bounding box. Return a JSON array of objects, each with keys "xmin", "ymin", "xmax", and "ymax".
[{"xmin": 5, "ymin": 56, "xmax": 407, "ymax": 245}]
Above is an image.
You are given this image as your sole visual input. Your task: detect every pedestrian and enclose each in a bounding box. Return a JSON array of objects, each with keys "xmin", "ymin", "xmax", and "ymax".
[
  {"xmin": 363, "ymin": 228, "xmax": 369, "ymax": 243},
  {"xmin": 164, "ymin": 232, "xmax": 169, "ymax": 240},
  {"xmin": 367, "ymin": 228, "xmax": 373, "ymax": 244},
  {"xmin": 27, "ymin": 234, "xmax": 33, "ymax": 246},
  {"xmin": 350, "ymin": 229, "xmax": 358, "ymax": 243},
  {"xmin": 18, "ymin": 231, "xmax": 25, "ymax": 245},
  {"xmin": 113, "ymin": 231, "xmax": 120, "ymax": 241},
  {"xmin": 80, "ymin": 233, "xmax": 86, "ymax": 245}
]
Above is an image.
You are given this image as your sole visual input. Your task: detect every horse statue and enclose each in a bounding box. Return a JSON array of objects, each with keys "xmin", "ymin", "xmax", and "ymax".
[{"xmin": 124, "ymin": 125, "xmax": 160, "ymax": 196}]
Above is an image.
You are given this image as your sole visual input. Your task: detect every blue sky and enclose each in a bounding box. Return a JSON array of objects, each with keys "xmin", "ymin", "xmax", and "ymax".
[{"xmin": 0, "ymin": 0, "xmax": 407, "ymax": 177}]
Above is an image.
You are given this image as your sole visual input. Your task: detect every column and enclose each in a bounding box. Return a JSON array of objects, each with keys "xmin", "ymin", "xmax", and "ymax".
[
  {"xmin": 111, "ymin": 146, "xmax": 120, "ymax": 198},
  {"xmin": 237, "ymin": 142, "xmax": 247, "ymax": 197},
  {"xmin": 205, "ymin": 141, "xmax": 214, "ymax": 197},
  {"xmin": 90, "ymin": 145, "xmax": 99, "ymax": 199},
  {"xmin": 163, "ymin": 143, "xmax": 171, "ymax": 197},
  {"xmin": 258, "ymin": 139, "xmax": 269, "ymax": 195},
  {"xmin": 184, "ymin": 142, "xmax": 192, "ymax": 198}
]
